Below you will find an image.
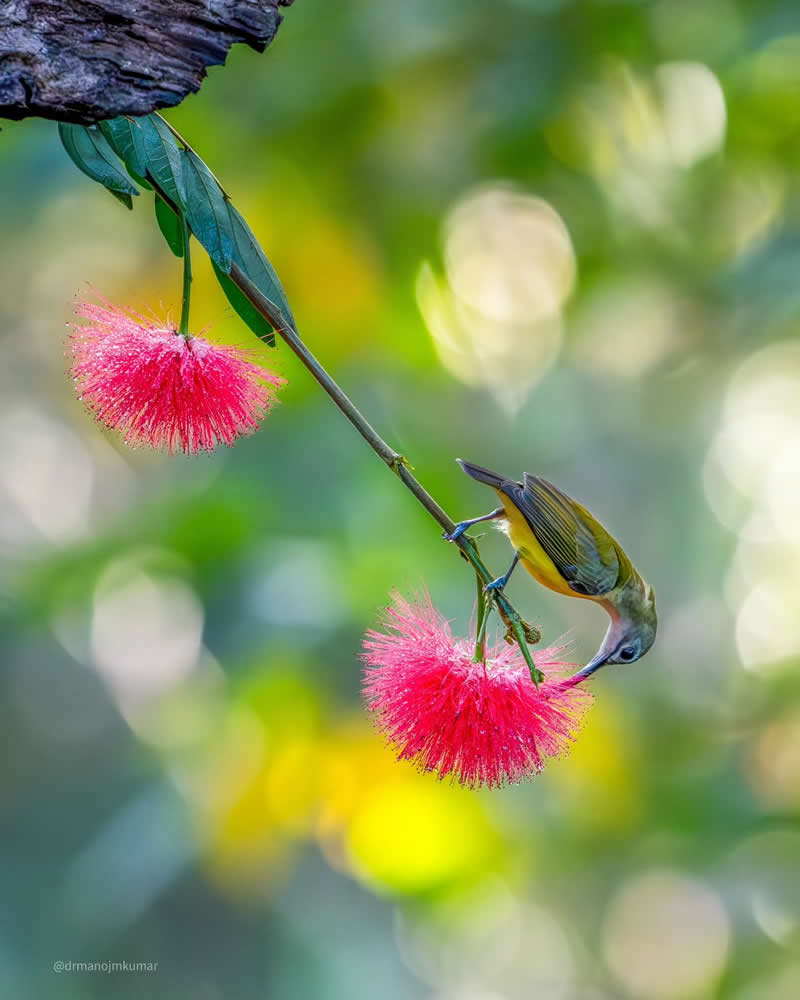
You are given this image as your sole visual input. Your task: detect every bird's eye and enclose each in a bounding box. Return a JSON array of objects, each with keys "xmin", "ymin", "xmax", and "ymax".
[{"xmin": 618, "ymin": 646, "xmax": 636, "ymax": 662}]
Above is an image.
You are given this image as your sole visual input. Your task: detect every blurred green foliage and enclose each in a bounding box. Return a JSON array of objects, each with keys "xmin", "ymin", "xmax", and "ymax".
[{"xmin": 2, "ymin": 1, "xmax": 800, "ymax": 997}]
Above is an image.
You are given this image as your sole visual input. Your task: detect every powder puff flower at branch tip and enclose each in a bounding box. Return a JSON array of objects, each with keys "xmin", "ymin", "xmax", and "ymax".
[
  {"xmin": 69, "ymin": 297, "xmax": 285, "ymax": 455},
  {"xmin": 362, "ymin": 591, "xmax": 594, "ymax": 789}
]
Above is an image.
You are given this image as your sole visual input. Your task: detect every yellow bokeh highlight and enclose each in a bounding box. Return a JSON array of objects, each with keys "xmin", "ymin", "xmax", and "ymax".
[
  {"xmin": 316, "ymin": 718, "xmax": 397, "ymax": 832},
  {"xmin": 346, "ymin": 778, "xmax": 500, "ymax": 896},
  {"xmin": 233, "ymin": 179, "xmax": 384, "ymax": 359},
  {"xmin": 198, "ymin": 669, "xmax": 327, "ymax": 888},
  {"xmin": 187, "ymin": 682, "xmax": 505, "ymax": 899},
  {"xmin": 320, "ymin": 719, "xmax": 504, "ymax": 896},
  {"xmin": 552, "ymin": 692, "xmax": 642, "ymax": 833}
]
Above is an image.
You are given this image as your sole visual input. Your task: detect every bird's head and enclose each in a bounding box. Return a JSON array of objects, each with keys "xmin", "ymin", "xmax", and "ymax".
[{"xmin": 574, "ymin": 583, "xmax": 657, "ymax": 679}]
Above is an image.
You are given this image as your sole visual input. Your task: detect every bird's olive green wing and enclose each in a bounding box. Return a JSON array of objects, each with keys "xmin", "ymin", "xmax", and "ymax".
[{"xmin": 505, "ymin": 475, "xmax": 624, "ymax": 596}]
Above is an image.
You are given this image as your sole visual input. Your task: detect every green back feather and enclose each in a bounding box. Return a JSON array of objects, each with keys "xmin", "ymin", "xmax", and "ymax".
[{"xmin": 503, "ymin": 475, "xmax": 633, "ymax": 596}]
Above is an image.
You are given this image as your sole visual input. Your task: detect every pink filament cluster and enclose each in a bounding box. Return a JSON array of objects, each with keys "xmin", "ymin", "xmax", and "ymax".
[
  {"xmin": 70, "ymin": 299, "xmax": 285, "ymax": 454},
  {"xmin": 362, "ymin": 593, "xmax": 593, "ymax": 789}
]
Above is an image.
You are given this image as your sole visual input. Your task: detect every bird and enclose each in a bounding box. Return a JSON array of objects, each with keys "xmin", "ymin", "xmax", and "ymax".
[{"xmin": 444, "ymin": 459, "xmax": 657, "ymax": 680}]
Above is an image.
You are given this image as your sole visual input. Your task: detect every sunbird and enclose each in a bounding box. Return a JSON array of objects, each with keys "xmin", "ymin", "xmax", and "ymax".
[{"xmin": 445, "ymin": 460, "xmax": 657, "ymax": 680}]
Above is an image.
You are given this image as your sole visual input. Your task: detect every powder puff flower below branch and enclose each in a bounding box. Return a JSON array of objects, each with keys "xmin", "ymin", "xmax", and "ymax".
[
  {"xmin": 69, "ymin": 298, "xmax": 285, "ymax": 455},
  {"xmin": 362, "ymin": 592, "xmax": 593, "ymax": 789}
]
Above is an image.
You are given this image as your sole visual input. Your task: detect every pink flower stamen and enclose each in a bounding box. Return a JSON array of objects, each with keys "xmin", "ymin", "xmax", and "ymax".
[
  {"xmin": 69, "ymin": 297, "xmax": 285, "ymax": 454},
  {"xmin": 362, "ymin": 592, "xmax": 593, "ymax": 788}
]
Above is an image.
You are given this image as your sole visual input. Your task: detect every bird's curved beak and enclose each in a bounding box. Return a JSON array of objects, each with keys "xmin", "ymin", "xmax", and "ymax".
[{"xmin": 570, "ymin": 650, "xmax": 610, "ymax": 682}]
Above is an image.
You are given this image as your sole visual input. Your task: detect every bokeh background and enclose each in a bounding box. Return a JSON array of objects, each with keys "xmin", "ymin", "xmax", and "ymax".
[{"xmin": 2, "ymin": 1, "xmax": 800, "ymax": 997}]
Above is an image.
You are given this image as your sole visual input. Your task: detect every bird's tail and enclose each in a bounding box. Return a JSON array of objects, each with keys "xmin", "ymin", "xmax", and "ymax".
[{"xmin": 456, "ymin": 459, "xmax": 507, "ymax": 489}]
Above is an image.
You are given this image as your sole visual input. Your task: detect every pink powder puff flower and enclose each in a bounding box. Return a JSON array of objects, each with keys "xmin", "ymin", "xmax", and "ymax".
[
  {"xmin": 69, "ymin": 297, "xmax": 285, "ymax": 454},
  {"xmin": 362, "ymin": 592, "xmax": 593, "ymax": 789}
]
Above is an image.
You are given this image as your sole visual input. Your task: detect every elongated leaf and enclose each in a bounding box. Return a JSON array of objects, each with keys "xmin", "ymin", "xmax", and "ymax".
[
  {"xmin": 140, "ymin": 115, "xmax": 187, "ymax": 209},
  {"xmin": 226, "ymin": 202, "xmax": 295, "ymax": 330},
  {"xmin": 58, "ymin": 123, "xmax": 138, "ymax": 208},
  {"xmin": 212, "ymin": 263, "xmax": 275, "ymax": 346},
  {"xmin": 99, "ymin": 118, "xmax": 148, "ymax": 178},
  {"xmin": 155, "ymin": 196, "xmax": 184, "ymax": 257},
  {"xmin": 100, "ymin": 114, "xmax": 184, "ymax": 208},
  {"xmin": 182, "ymin": 149, "xmax": 234, "ymax": 271},
  {"xmin": 126, "ymin": 168, "xmax": 153, "ymax": 191},
  {"xmin": 62, "ymin": 113, "xmax": 294, "ymax": 345}
]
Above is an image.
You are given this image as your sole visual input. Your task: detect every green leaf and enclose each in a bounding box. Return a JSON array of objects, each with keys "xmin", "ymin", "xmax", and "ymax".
[
  {"xmin": 139, "ymin": 115, "xmax": 187, "ymax": 209},
  {"xmin": 100, "ymin": 114, "xmax": 184, "ymax": 207},
  {"xmin": 99, "ymin": 118, "xmax": 149, "ymax": 178},
  {"xmin": 226, "ymin": 202, "xmax": 295, "ymax": 331},
  {"xmin": 155, "ymin": 196, "xmax": 184, "ymax": 257},
  {"xmin": 62, "ymin": 113, "xmax": 294, "ymax": 344},
  {"xmin": 213, "ymin": 263, "xmax": 275, "ymax": 346},
  {"xmin": 182, "ymin": 149, "xmax": 234, "ymax": 272},
  {"xmin": 58, "ymin": 123, "xmax": 139, "ymax": 208},
  {"xmin": 126, "ymin": 168, "xmax": 153, "ymax": 191}
]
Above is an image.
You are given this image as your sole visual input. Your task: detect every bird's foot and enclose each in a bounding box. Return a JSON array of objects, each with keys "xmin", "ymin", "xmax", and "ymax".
[
  {"xmin": 483, "ymin": 575, "xmax": 508, "ymax": 594},
  {"xmin": 443, "ymin": 508, "xmax": 504, "ymax": 542},
  {"xmin": 443, "ymin": 522, "xmax": 469, "ymax": 542}
]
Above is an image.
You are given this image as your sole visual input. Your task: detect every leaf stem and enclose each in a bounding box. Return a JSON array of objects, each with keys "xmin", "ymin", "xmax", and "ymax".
[
  {"xmin": 179, "ymin": 215, "xmax": 192, "ymax": 337},
  {"xmin": 473, "ymin": 572, "xmax": 488, "ymax": 664},
  {"xmin": 228, "ymin": 264, "xmax": 545, "ymax": 686}
]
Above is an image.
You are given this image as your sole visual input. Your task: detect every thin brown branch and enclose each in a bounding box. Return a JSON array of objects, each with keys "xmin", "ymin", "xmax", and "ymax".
[{"xmin": 228, "ymin": 264, "xmax": 545, "ymax": 685}]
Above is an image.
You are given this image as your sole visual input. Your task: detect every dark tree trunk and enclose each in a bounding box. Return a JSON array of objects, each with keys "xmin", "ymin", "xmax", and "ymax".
[{"xmin": 0, "ymin": 0, "xmax": 295, "ymax": 125}]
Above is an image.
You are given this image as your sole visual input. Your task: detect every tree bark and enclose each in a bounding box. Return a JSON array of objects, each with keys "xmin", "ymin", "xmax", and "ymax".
[{"xmin": 0, "ymin": 0, "xmax": 295, "ymax": 125}]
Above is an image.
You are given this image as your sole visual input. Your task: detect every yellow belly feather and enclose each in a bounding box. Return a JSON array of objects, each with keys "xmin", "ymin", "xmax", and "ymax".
[{"xmin": 494, "ymin": 489, "xmax": 594, "ymax": 601}]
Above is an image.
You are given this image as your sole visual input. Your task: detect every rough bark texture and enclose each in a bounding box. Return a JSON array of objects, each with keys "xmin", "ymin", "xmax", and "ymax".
[{"xmin": 0, "ymin": 0, "xmax": 295, "ymax": 124}]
